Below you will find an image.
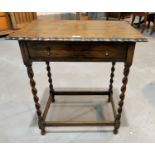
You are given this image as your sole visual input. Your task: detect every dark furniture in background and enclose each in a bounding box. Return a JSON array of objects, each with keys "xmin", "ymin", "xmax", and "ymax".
[
  {"xmin": 131, "ymin": 12, "xmax": 148, "ymax": 33},
  {"xmin": 7, "ymin": 19, "xmax": 146, "ymax": 135},
  {"xmin": 106, "ymin": 12, "xmax": 132, "ymax": 20},
  {"xmin": 150, "ymin": 14, "xmax": 155, "ymax": 34},
  {"xmin": 131, "ymin": 12, "xmax": 155, "ymax": 34}
]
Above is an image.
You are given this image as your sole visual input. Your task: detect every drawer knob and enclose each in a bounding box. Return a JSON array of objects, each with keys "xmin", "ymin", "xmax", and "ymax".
[
  {"xmin": 105, "ymin": 51, "xmax": 109, "ymax": 56},
  {"xmin": 47, "ymin": 47, "xmax": 51, "ymax": 56}
]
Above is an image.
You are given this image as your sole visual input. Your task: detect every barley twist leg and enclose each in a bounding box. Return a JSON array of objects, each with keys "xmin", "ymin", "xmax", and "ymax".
[
  {"xmin": 108, "ymin": 62, "xmax": 116, "ymax": 102},
  {"xmin": 26, "ymin": 64, "xmax": 45, "ymax": 135},
  {"xmin": 113, "ymin": 64, "xmax": 130, "ymax": 134},
  {"xmin": 46, "ymin": 62, "xmax": 55, "ymax": 102}
]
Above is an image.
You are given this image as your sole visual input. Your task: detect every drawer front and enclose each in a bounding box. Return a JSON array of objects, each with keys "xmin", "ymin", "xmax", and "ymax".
[{"xmin": 27, "ymin": 42, "xmax": 127, "ymax": 61}]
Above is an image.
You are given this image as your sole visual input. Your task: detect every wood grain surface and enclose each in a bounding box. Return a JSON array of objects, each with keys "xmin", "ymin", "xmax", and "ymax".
[{"xmin": 7, "ymin": 19, "xmax": 147, "ymax": 42}]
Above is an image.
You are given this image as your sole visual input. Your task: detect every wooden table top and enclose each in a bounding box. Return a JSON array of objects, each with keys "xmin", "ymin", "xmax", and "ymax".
[{"xmin": 7, "ymin": 19, "xmax": 147, "ymax": 42}]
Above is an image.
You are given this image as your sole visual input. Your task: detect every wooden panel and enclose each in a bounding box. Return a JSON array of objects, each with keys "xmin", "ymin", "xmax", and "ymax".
[
  {"xmin": 0, "ymin": 12, "xmax": 7, "ymax": 31},
  {"xmin": 8, "ymin": 20, "xmax": 146, "ymax": 42},
  {"xmin": 0, "ymin": 12, "xmax": 6, "ymax": 17},
  {"xmin": 27, "ymin": 41, "xmax": 128, "ymax": 61},
  {"xmin": 0, "ymin": 12, "xmax": 13, "ymax": 35},
  {"xmin": 26, "ymin": 13, "xmax": 31, "ymax": 22},
  {"xmin": 9, "ymin": 12, "xmax": 37, "ymax": 29},
  {"xmin": 0, "ymin": 16, "xmax": 9, "ymax": 30}
]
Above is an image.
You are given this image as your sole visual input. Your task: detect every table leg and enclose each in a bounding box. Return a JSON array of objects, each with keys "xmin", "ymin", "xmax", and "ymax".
[
  {"xmin": 113, "ymin": 64, "xmax": 131, "ymax": 134},
  {"xmin": 150, "ymin": 18, "xmax": 155, "ymax": 34},
  {"xmin": 46, "ymin": 62, "xmax": 55, "ymax": 102},
  {"xmin": 138, "ymin": 16, "xmax": 142, "ymax": 28},
  {"xmin": 26, "ymin": 64, "xmax": 46, "ymax": 135},
  {"xmin": 141, "ymin": 15, "xmax": 147, "ymax": 33},
  {"xmin": 131, "ymin": 14, "xmax": 135, "ymax": 26},
  {"xmin": 108, "ymin": 62, "xmax": 116, "ymax": 102}
]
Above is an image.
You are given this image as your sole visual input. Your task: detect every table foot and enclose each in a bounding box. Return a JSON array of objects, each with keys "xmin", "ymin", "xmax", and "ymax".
[
  {"xmin": 41, "ymin": 129, "xmax": 46, "ymax": 135},
  {"xmin": 51, "ymin": 96, "xmax": 55, "ymax": 102},
  {"xmin": 38, "ymin": 119, "xmax": 46, "ymax": 135},
  {"xmin": 113, "ymin": 129, "xmax": 118, "ymax": 134}
]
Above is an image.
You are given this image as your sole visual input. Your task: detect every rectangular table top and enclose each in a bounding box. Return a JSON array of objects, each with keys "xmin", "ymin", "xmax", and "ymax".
[{"xmin": 7, "ymin": 19, "xmax": 147, "ymax": 42}]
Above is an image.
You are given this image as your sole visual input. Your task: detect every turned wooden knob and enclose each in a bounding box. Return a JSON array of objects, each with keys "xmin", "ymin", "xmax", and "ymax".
[
  {"xmin": 105, "ymin": 51, "xmax": 109, "ymax": 56},
  {"xmin": 47, "ymin": 47, "xmax": 51, "ymax": 56}
]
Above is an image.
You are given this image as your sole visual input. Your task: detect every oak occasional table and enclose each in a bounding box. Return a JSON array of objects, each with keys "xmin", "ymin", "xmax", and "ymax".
[{"xmin": 7, "ymin": 19, "xmax": 146, "ymax": 135}]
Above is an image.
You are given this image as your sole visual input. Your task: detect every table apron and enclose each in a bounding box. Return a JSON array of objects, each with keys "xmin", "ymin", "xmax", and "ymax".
[{"xmin": 23, "ymin": 41, "xmax": 129, "ymax": 63}]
